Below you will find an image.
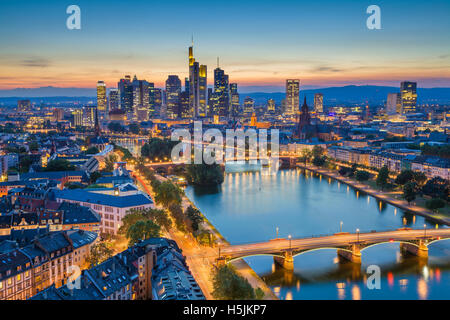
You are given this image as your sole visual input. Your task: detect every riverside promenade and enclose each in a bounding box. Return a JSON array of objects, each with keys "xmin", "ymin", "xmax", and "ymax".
[{"xmin": 297, "ymin": 164, "xmax": 450, "ymax": 227}]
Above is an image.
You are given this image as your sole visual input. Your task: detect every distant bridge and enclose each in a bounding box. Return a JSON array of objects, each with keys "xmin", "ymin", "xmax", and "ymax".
[{"xmin": 217, "ymin": 228, "xmax": 450, "ymax": 270}]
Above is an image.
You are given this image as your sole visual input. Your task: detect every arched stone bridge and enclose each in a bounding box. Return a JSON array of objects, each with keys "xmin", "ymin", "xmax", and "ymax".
[{"xmin": 217, "ymin": 228, "xmax": 450, "ymax": 270}]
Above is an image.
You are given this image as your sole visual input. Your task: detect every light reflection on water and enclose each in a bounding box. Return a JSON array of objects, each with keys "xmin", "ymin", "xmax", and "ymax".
[{"xmin": 185, "ymin": 169, "xmax": 450, "ymax": 300}]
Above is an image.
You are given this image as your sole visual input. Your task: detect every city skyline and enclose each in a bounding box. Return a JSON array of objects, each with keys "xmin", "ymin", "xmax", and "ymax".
[{"xmin": 0, "ymin": 0, "xmax": 450, "ymax": 90}]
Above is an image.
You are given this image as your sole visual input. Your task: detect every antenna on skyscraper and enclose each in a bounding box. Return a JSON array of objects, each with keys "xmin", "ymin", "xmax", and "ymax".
[
  {"xmin": 191, "ymin": 34, "xmax": 194, "ymax": 46},
  {"xmin": 217, "ymin": 57, "xmax": 219, "ymax": 68}
]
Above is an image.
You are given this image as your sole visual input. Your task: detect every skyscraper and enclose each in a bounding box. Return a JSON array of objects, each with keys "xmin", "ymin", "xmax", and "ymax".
[
  {"xmin": 267, "ymin": 99, "xmax": 275, "ymax": 113},
  {"xmin": 118, "ymin": 76, "xmax": 133, "ymax": 113},
  {"xmin": 285, "ymin": 79, "xmax": 300, "ymax": 115},
  {"xmin": 189, "ymin": 43, "xmax": 207, "ymax": 118},
  {"xmin": 149, "ymin": 86, "xmax": 162, "ymax": 117},
  {"xmin": 230, "ymin": 83, "xmax": 240, "ymax": 117},
  {"xmin": 386, "ymin": 93, "xmax": 402, "ymax": 115},
  {"xmin": 96, "ymin": 81, "xmax": 107, "ymax": 117},
  {"xmin": 132, "ymin": 76, "xmax": 150, "ymax": 121},
  {"xmin": 109, "ymin": 89, "xmax": 119, "ymax": 111},
  {"xmin": 400, "ymin": 81, "xmax": 417, "ymax": 114},
  {"xmin": 243, "ymin": 97, "xmax": 255, "ymax": 116},
  {"xmin": 314, "ymin": 93, "xmax": 323, "ymax": 113},
  {"xmin": 212, "ymin": 65, "xmax": 230, "ymax": 117},
  {"xmin": 82, "ymin": 106, "xmax": 97, "ymax": 128},
  {"xmin": 165, "ymin": 75, "xmax": 182, "ymax": 119}
]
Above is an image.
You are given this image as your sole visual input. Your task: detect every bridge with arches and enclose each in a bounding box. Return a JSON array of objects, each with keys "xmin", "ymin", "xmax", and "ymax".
[{"xmin": 217, "ymin": 228, "xmax": 450, "ymax": 270}]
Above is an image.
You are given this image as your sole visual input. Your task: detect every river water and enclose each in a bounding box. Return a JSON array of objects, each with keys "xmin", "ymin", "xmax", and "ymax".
[{"xmin": 185, "ymin": 168, "xmax": 450, "ymax": 300}]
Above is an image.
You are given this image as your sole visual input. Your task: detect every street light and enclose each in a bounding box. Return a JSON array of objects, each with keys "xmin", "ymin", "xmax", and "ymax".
[
  {"xmin": 276, "ymin": 227, "xmax": 279, "ymax": 239},
  {"xmin": 340, "ymin": 221, "xmax": 343, "ymax": 233},
  {"xmin": 288, "ymin": 234, "xmax": 292, "ymax": 250},
  {"xmin": 424, "ymin": 224, "xmax": 427, "ymax": 238},
  {"xmin": 356, "ymin": 228, "xmax": 360, "ymax": 243}
]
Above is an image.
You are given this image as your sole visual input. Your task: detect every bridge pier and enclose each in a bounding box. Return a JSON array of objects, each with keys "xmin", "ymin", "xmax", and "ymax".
[
  {"xmin": 337, "ymin": 244, "xmax": 361, "ymax": 264},
  {"xmin": 273, "ymin": 251, "xmax": 294, "ymax": 271},
  {"xmin": 400, "ymin": 241, "xmax": 428, "ymax": 259}
]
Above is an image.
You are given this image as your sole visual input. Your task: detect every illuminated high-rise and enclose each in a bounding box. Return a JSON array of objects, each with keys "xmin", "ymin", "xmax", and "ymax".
[
  {"xmin": 132, "ymin": 76, "xmax": 150, "ymax": 121},
  {"xmin": 314, "ymin": 93, "xmax": 323, "ymax": 113},
  {"xmin": 243, "ymin": 97, "xmax": 255, "ymax": 116},
  {"xmin": 149, "ymin": 86, "xmax": 162, "ymax": 117},
  {"xmin": 108, "ymin": 89, "xmax": 119, "ymax": 111},
  {"xmin": 230, "ymin": 83, "xmax": 240, "ymax": 117},
  {"xmin": 386, "ymin": 93, "xmax": 401, "ymax": 115},
  {"xmin": 267, "ymin": 99, "xmax": 275, "ymax": 113},
  {"xmin": 400, "ymin": 81, "xmax": 417, "ymax": 113},
  {"xmin": 96, "ymin": 81, "xmax": 107, "ymax": 117},
  {"xmin": 189, "ymin": 43, "xmax": 207, "ymax": 118},
  {"xmin": 165, "ymin": 75, "xmax": 181, "ymax": 119},
  {"xmin": 118, "ymin": 75, "xmax": 133, "ymax": 113},
  {"xmin": 212, "ymin": 65, "xmax": 229, "ymax": 117},
  {"xmin": 285, "ymin": 79, "xmax": 300, "ymax": 115}
]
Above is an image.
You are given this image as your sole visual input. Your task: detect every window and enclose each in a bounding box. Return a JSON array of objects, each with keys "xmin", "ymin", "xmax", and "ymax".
[{"xmin": 17, "ymin": 274, "xmax": 21, "ymax": 281}]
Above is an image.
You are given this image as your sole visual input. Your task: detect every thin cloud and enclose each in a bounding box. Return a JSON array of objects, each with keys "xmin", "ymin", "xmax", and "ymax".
[{"xmin": 19, "ymin": 58, "xmax": 51, "ymax": 68}]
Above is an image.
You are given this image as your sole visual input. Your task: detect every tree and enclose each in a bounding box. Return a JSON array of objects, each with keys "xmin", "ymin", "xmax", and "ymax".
[
  {"xmin": 19, "ymin": 156, "xmax": 34, "ymax": 173},
  {"xmin": 128, "ymin": 123, "xmax": 141, "ymax": 135},
  {"xmin": 29, "ymin": 141, "xmax": 39, "ymax": 152},
  {"xmin": 425, "ymin": 198, "xmax": 446, "ymax": 211},
  {"xmin": 44, "ymin": 159, "xmax": 76, "ymax": 172},
  {"xmin": 355, "ymin": 170, "xmax": 370, "ymax": 182},
  {"xmin": 168, "ymin": 203, "xmax": 189, "ymax": 232},
  {"xmin": 141, "ymin": 138, "xmax": 177, "ymax": 160},
  {"xmin": 89, "ymin": 171, "xmax": 102, "ymax": 184},
  {"xmin": 422, "ymin": 177, "xmax": 449, "ymax": 201},
  {"xmin": 312, "ymin": 146, "xmax": 324, "ymax": 158},
  {"xmin": 376, "ymin": 166, "xmax": 389, "ymax": 190},
  {"xmin": 312, "ymin": 156, "xmax": 326, "ymax": 167},
  {"xmin": 403, "ymin": 182, "xmax": 418, "ymax": 204},
  {"xmin": 395, "ymin": 170, "xmax": 414, "ymax": 185},
  {"xmin": 108, "ymin": 122, "xmax": 125, "ymax": 133},
  {"xmin": 119, "ymin": 211, "xmax": 147, "ymax": 235},
  {"xmin": 86, "ymin": 243, "xmax": 114, "ymax": 268},
  {"xmin": 212, "ymin": 265, "xmax": 256, "ymax": 300},
  {"xmin": 185, "ymin": 163, "xmax": 224, "ymax": 186},
  {"xmin": 103, "ymin": 154, "xmax": 118, "ymax": 172},
  {"xmin": 185, "ymin": 205, "xmax": 203, "ymax": 233},
  {"xmin": 126, "ymin": 220, "xmax": 161, "ymax": 245},
  {"xmin": 154, "ymin": 181, "xmax": 182, "ymax": 207},
  {"xmin": 85, "ymin": 146, "xmax": 100, "ymax": 154},
  {"xmin": 146, "ymin": 208, "xmax": 172, "ymax": 230}
]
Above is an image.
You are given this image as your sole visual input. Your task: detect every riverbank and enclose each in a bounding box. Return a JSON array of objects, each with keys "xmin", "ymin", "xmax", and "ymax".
[
  {"xmin": 132, "ymin": 169, "xmax": 277, "ymax": 300},
  {"xmin": 297, "ymin": 163, "xmax": 450, "ymax": 227}
]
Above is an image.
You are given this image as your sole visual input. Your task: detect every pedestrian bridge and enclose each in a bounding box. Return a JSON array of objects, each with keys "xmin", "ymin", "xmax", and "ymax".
[{"xmin": 217, "ymin": 228, "xmax": 450, "ymax": 270}]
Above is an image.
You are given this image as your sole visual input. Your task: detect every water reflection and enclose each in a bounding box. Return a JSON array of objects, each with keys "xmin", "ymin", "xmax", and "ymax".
[{"xmin": 185, "ymin": 169, "xmax": 450, "ymax": 299}]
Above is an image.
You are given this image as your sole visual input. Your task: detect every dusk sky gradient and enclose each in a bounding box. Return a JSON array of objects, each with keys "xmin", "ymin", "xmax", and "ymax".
[{"xmin": 0, "ymin": 0, "xmax": 449, "ymax": 90}]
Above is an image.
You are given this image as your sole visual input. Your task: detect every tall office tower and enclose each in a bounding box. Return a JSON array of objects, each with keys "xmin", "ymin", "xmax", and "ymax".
[
  {"xmin": 131, "ymin": 76, "xmax": 150, "ymax": 121},
  {"xmin": 149, "ymin": 86, "xmax": 162, "ymax": 117},
  {"xmin": 165, "ymin": 75, "xmax": 182, "ymax": 119},
  {"xmin": 314, "ymin": 93, "xmax": 324, "ymax": 113},
  {"xmin": 400, "ymin": 81, "xmax": 417, "ymax": 114},
  {"xmin": 188, "ymin": 43, "xmax": 207, "ymax": 118},
  {"xmin": 108, "ymin": 89, "xmax": 119, "ymax": 111},
  {"xmin": 212, "ymin": 66, "xmax": 230, "ymax": 117},
  {"xmin": 207, "ymin": 88, "xmax": 213, "ymax": 116},
  {"xmin": 96, "ymin": 81, "xmax": 107, "ymax": 118},
  {"xmin": 72, "ymin": 109, "xmax": 83, "ymax": 127},
  {"xmin": 285, "ymin": 79, "xmax": 300, "ymax": 115},
  {"xmin": 199, "ymin": 65, "xmax": 207, "ymax": 117},
  {"xmin": 243, "ymin": 97, "xmax": 255, "ymax": 116},
  {"xmin": 230, "ymin": 83, "xmax": 240, "ymax": 117},
  {"xmin": 386, "ymin": 93, "xmax": 401, "ymax": 115},
  {"xmin": 118, "ymin": 76, "xmax": 133, "ymax": 113},
  {"xmin": 179, "ymin": 91, "xmax": 190, "ymax": 118},
  {"xmin": 82, "ymin": 106, "xmax": 97, "ymax": 128},
  {"xmin": 17, "ymin": 100, "xmax": 31, "ymax": 112},
  {"xmin": 184, "ymin": 77, "xmax": 190, "ymax": 95},
  {"xmin": 267, "ymin": 98, "xmax": 276, "ymax": 113}
]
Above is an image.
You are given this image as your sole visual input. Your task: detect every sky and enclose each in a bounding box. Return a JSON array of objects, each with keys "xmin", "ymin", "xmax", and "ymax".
[{"xmin": 0, "ymin": 0, "xmax": 449, "ymax": 91}]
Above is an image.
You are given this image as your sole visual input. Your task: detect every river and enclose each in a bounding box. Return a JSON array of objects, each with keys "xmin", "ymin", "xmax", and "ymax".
[{"xmin": 185, "ymin": 168, "xmax": 450, "ymax": 300}]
